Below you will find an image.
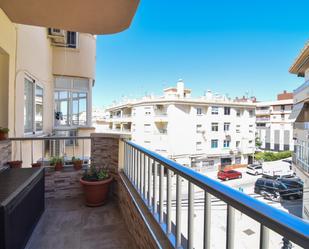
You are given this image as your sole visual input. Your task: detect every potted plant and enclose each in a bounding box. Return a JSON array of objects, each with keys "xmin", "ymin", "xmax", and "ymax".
[
  {"xmin": 80, "ymin": 165, "xmax": 113, "ymax": 207},
  {"xmin": 72, "ymin": 156, "xmax": 83, "ymax": 170},
  {"xmin": 7, "ymin": 160, "xmax": 22, "ymax": 168},
  {"xmin": 50, "ymin": 156, "xmax": 64, "ymax": 171},
  {"xmin": 0, "ymin": 127, "xmax": 9, "ymax": 140},
  {"xmin": 31, "ymin": 162, "xmax": 42, "ymax": 168}
]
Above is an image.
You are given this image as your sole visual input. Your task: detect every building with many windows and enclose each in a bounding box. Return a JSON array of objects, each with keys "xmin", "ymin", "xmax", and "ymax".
[
  {"xmin": 106, "ymin": 80, "xmax": 256, "ymax": 171},
  {"xmin": 289, "ymin": 41, "xmax": 309, "ymax": 220},
  {"xmin": 256, "ymin": 91, "xmax": 294, "ymax": 152}
]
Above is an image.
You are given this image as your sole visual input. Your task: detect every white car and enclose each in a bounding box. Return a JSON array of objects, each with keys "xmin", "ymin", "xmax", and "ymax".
[{"xmin": 246, "ymin": 164, "xmax": 263, "ymax": 175}]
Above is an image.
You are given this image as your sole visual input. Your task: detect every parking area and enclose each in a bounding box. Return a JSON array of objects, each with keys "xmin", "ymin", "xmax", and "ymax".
[{"xmin": 202, "ymin": 159, "xmax": 303, "ymax": 218}]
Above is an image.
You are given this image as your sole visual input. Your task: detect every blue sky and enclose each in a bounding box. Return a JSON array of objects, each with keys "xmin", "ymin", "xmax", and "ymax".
[{"xmin": 93, "ymin": 1, "xmax": 309, "ymax": 107}]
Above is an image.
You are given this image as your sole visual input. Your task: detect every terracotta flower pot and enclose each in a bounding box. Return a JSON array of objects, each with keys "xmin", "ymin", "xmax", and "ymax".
[
  {"xmin": 80, "ymin": 177, "xmax": 113, "ymax": 207},
  {"xmin": 7, "ymin": 160, "xmax": 22, "ymax": 168},
  {"xmin": 31, "ymin": 162, "xmax": 41, "ymax": 168},
  {"xmin": 0, "ymin": 132, "xmax": 8, "ymax": 140},
  {"xmin": 54, "ymin": 162, "xmax": 63, "ymax": 171},
  {"xmin": 73, "ymin": 160, "xmax": 83, "ymax": 170}
]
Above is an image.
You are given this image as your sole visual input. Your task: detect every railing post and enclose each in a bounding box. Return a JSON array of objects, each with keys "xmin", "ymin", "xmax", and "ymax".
[
  {"xmin": 204, "ymin": 192, "xmax": 211, "ymax": 249},
  {"xmin": 226, "ymin": 205, "xmax": 235, "ymax": 249},
  {"xmin": 148, "ymin": 157, "xmax": 152, "ymax": 208},
  {"xmin": 167, "ymin": 169, "xmax": 172, "ymax": 235},
  {"xmin": 143, "ymin": 153, "xmax": 146, "ymax": 200},
  {"xmin": 139, "ymin": 151, "xmax": 143, "ymax": 194},
  {"xmin": 188, "ymin": 182, "xmax": 194, "ymax": 249},
  {"xmin": 176, "ymin": 174, "xmax": 182, "ymax": 248},
  {"xmin": 31, "ymin": 140, "xmax": 34, "ymax": 165},
  {"xmin": 153, "ymin": 161, "xmax": 157, "ymax": 214},
  {"xmin": 259, "ymin": 224, "xmax": 269, "ymax": 249},
  {"xmin": 159, "ymin": 164, "xmax": 164, "ymax": 223}
]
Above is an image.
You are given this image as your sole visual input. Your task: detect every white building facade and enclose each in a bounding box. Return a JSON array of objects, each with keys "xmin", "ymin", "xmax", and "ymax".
[
  {"xmin": 106, "ymin": 80, "xmax": 256, "ymax": 171},
  {"xmin": 256, "ymin": 97, "xmax": 294, "ymax": 152},
  {"xmin": 289, "ymin": 42, "xmax": 309, "ymax": 220}
]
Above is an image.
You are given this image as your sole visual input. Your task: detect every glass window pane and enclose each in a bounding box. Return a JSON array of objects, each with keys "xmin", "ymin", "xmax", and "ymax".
[
  {"xmin": 35, "ymin": 85, "xmax": 43, "ymax": 131},
  {"xmin": 24, "ymin": 78, "xmax": 34, "ymax": 133},
  {"xmin": 54, "ymin": 91, "xmax": 69, "ymax": 126}
]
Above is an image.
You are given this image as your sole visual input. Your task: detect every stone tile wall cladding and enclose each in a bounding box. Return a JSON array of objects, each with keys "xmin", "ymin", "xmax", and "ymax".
[
  {"xmin": 45, "ymin": 168, "xmax": 84, "ymax": 199},
  {"xmin": 0, "ymin": 140, "xmax": 11, "ymax": 170},
  {"xmin": 118, "ymin": 178, "xmax": 159, "ymax": 249}
]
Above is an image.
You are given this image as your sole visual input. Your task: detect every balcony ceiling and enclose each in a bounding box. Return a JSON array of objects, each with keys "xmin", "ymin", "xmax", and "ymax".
[{"xmin": 0, "ymin": 0, "xmax": 139, "ymax": 34}]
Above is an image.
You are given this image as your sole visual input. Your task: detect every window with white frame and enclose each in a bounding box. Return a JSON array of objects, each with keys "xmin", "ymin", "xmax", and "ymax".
[
  {"xmin": 223, "ymin": 140, "xmax": 230, "ymax": 148},
  {"xmin": 224, "ymin": 107, "xmax": 231, "ymax": 115},
  {"xmin": 196, "ymin": 124, "xmax": 202, "ymax": 133},
  {"xmin": 211, "ymin": 122, "xmax": 218, "ymax": 131},
  {"xmin": 196, "ymin": 107, "xmax": 202, "ymax": 115},
  {"xmin": 224, "ymin": 122, "xmax": 230, "ymax": 131},
  {"xmin": 24, "ymin": 77, "xmax": 43, "ymax": 134},
  {"xmin": 211, "ymin": 139, "xmax": 218, "ymax": 148},
  {"xmin": 54, "ymin": 76, "xmax": 89, "ymax": 127},
  {"xmin": 236, "ymin": 141, "xmax": 240, "ymax": 148},
  {"xmin": 196, "ymin": 141, "xmax": 202, "ymax": 151},
  {"xmin": 144, "ymin": 124, "xmax": 151, "ymax": 133},
  {"xmin": 211, "ymin": 106, "xmax": 219, "ymax": 115}
]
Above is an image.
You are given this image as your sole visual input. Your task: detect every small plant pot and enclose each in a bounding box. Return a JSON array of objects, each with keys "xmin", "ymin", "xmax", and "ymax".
[
  {"xmin": 54, "ymin": 162, "xmax": 64, "ymax": 171},
  {"xmin": 73, "ymin": 160, "xmax": 83, "ymax": 170},
  {"xmin": 0, "ymin": 132, "xmax": 8, "ymax": 141},
  {"xmin": 31, "ymin": 162, "xmax": 41, "ymax": 168},
  {"xmin": 7, "ymin": 160, "xmax": 22, "ymax": 168},
  {"xmin": 80, "ymin": 177, "xmax": 113, "ymax": 207}
]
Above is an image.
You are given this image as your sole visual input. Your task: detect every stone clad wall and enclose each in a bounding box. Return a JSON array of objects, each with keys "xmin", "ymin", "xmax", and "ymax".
[
  {"xmin": 91, "ymin": 133, "xmax": 120, "ymax": 174},
  {"xmin": 45, "ymin": 168, "xmax": 83, "ymax": 199},
  {"xmin": 0, "ymin": 140, "xmax": 11, "ymax": 169}
]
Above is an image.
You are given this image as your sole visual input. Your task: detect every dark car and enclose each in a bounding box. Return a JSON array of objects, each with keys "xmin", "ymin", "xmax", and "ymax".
[
  {"xmin": 217, "ymin": 170, "xmax": 242, "ymax": 181},
  {"xmin": 254, "ymin": 178, "xmax": 302, "ymax": 200},
  {"xmin": 277, "ymin": 177, "xmax": 303, "ymax": 194}
]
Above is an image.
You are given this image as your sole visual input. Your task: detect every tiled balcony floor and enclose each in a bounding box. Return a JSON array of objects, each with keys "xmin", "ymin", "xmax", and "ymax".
[{"xmin": 25, "ymin": 196, "xmax": 136, "ymax": 249}]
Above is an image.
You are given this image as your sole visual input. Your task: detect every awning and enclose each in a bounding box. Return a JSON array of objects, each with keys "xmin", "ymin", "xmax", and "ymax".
[
  {"xmin": 289, "ymin": 102, "xmax": 304, "ymax": 120},
  {"xmin": 0, "ymin": 0, "xmax": 139, "ymax": 34}
]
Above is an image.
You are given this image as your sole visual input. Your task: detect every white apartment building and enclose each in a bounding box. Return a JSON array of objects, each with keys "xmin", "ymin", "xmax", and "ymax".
[
  {"xmin": 106, "ymin": 80, "xmax": 256, "ymax": 171},
  {"xmin": 289, "ymin": 42, "xmax": 309, "ymax": 220},
  {"xmin": 256, "ymin": 91, "xmax": 294, "ymax": 151}
]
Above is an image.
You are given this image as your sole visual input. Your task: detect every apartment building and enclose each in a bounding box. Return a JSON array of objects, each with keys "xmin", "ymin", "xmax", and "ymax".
[
  {"xmin": 0, "ymin": 9, "xmax": 96, "ymax": 165},
  {"xmin": 289, "ymin": 42, "xmax": 309, "ymax": 220},
  {"xmin": 256, "ymin": 91, "xmax": 294, "ymax": 151},
  {"xmin": 106, "ymin": 80, "xmax": 256, "ymax": 170}
]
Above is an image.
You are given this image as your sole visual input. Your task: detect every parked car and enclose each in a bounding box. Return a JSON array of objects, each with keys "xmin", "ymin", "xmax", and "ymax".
[
  {"xmin": 246, "ymin": 164, "xmax": 263, "ymax": 175},
  {"xmin": 217, "ymin": 170, "xmax": 242, "ymax": 181},
  {"xmin": 277, "ymin": 177, "xmax": 303, "ymax": 194},
  {"xmin": 254, "ymin": 178, "xmax": 302, "ymax": 200}
]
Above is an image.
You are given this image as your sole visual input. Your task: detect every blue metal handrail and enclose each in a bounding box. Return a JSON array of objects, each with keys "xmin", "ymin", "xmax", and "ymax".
[{"xmin": 125, "ymin": 140, "xmax": 309, "ymax": 248}]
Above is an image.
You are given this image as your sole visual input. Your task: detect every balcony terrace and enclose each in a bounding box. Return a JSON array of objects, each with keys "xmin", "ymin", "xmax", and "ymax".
[{"xmin": 1, "ymin": 134, "xmax": 308, "ymax": 249}]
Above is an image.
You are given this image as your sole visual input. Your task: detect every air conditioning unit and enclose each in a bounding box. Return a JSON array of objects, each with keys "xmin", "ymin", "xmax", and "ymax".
[
  {"xmin": 49, "ymin": 28, "xmax": 65, "ymax": 36},
  {"xmin": 48, "ymin": 28, "xmax": 67, "ymax": 45}
]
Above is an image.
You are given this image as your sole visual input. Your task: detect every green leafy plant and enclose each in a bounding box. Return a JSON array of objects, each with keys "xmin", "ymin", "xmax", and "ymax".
[
  {"xmin": 82, "ymin": 165, "xmax": 109, "ymax": 182},
  {"xmin": 255, "ymin": 151, "xmax": 292, "ymax": 162},
  {"xmin": 255, "ymin": 137, "xmax": 262, "ymax": 148},
  {"xmin": 49, "ymin": 156, "xmax": 64, "ymax": 165},
  {"xmin": 0, "ymin": 127, "xmax": 9, "ymax": 133},
  {"xmin": 72, "ymin": 156, "xmax": 81, "ymax": 162}
]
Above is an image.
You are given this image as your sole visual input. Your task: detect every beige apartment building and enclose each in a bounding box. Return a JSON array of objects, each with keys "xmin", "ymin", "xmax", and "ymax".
[
  {"xmin": 0, "ymin": 9, "xmax": 96, "ymax": 165},
  {"xmin": 289, "ymin": 41, "xmax": 309, "ymax": 220},
  {"xmin": 256, "ymin": 91, "xmax": 294, "ymax": 152}
]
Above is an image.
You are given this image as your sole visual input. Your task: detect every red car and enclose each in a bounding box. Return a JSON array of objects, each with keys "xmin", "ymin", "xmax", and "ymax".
[{"xmin": 217, "ymin": 170, "xmax": 242, "ymax": 181}]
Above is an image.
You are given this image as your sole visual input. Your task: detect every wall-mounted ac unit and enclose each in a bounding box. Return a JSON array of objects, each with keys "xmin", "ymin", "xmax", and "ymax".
[
  {"xmin": 49, "ymin": 28, "xmax": 65, "ymax": 36},
  {"xmin": 48, "ymin": 28, "xmax": 66, "ymax": 45}
]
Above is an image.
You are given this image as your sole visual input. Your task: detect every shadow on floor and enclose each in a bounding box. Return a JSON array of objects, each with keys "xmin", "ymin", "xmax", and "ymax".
[{"xmin": 25, "ymin": 196, "xmax": 136, "ymax": 249}]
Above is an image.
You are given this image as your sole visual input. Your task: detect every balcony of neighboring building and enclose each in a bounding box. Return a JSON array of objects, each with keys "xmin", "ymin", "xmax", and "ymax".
[{"xmin": 153, "ymin": 104, "xmax": 168, "ymax": 122}]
